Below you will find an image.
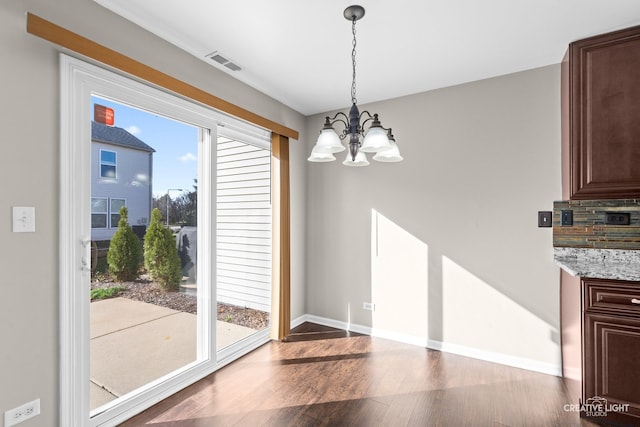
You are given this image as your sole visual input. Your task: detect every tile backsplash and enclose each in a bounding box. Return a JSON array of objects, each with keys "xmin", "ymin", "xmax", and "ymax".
[{"xmin": 553, "ymin": 199, "xmax": 640, "ymax": 249}]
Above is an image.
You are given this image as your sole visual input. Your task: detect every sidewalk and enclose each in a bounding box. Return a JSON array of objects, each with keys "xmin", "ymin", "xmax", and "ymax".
[{"xmin": 90, "ymin": 297, "xmax": 257, "ymax": 409}]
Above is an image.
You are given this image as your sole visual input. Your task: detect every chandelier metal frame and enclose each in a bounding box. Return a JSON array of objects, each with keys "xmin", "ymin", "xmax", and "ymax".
[{"xmin": 308, "ymin": 5, "xmax": 403, "ymax": 166}]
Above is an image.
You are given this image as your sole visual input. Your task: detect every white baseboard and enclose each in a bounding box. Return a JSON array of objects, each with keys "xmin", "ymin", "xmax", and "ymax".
[
  {"xmin": 292, "ymin": 314, "xmax": 562, "ymax": 377},
  {"xmin": 562, "ymin": 366, "xmax": 581, "ymax": 381},
  {"xmin": 290, "ymin": 314, "xmax": 309, "ymax": 330},
  {"xmin": 426, "ymin": 339, "xmax": 562, "ymax": 377}
]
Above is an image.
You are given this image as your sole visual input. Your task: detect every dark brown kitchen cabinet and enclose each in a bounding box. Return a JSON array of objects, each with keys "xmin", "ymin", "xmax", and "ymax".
[
  {"xmin": 582, "ymin": 279, "xmax": 640, "ymax": 425},
  {"xmin": 562, "ymin": 25, "xmax": 640, "ymax": 200}
]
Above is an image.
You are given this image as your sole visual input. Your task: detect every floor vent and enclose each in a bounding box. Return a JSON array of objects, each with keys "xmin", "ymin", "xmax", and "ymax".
[{"xmin": 205, "ymin": 51, "xmax": 242, "ymax": 72}]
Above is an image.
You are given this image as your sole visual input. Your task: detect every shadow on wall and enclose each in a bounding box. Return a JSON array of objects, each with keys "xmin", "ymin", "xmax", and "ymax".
[
  {"xmin": 370, "ymin": 208, "xmax": 560, "ymax": 363},
  {"xmin": 306, "ymin": 64, "xmax": 562, "ymax": 370}
]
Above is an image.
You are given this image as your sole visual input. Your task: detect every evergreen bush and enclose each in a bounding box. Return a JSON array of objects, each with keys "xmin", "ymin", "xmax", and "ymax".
[
  {"xmin": 144, "ymin": 208, "xmax": 182, "ymax": 291},
  {"xmin": 107, "ymin": 206, "xmax": 142, "ymax": 281}
]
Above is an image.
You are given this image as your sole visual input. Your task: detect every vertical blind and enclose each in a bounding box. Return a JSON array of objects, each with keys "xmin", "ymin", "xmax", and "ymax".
[{"xmin": 216, "ymin": 136, "xmax": 272, "ymax": 312}]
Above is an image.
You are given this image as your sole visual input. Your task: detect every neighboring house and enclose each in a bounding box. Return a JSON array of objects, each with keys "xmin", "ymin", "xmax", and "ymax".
[{"xmin": 91, "ymin": 121, "xmax": 155, "ymax": 241}]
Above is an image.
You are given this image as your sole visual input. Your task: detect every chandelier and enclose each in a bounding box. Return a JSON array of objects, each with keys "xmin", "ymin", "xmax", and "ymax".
[{"xmin": 308, "ymin": 5, "xmax": 403, "ymax": 166}]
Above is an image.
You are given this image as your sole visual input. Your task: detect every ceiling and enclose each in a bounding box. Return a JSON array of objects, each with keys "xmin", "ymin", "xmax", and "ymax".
[{"xmin": 96, "ymin": 0, "xmax": 640, "ymax": 116}]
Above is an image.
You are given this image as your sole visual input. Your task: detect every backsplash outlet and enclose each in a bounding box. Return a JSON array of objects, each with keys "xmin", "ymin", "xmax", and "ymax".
[{"xmin": 553, "ymin": 199, "xmax": 640, "ymax": 249}]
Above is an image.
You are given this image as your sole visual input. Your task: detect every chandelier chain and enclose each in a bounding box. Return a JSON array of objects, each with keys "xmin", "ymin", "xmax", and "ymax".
[{"xmin": 351, "ymin": 17, "xmax": 357, "ymax": 105}]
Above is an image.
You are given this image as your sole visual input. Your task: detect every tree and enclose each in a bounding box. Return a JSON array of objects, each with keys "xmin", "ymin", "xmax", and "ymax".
[
  {"xmin": 107, "ymin": 206, "xmax": 142, "ymax": 281},
  {"xmin": 153, "ymin": 179, "xmax": 197, "ymax": 226},
  {"xmin": 152, "ymin": 193, "xmax": 180, "ymax": 226},
  {"xmin": 176, "ymin": 179, "xmax": 197, "ymax": 226},
  {"xmin": 144, "ymin": 208, "xmax": 182, "ymax": 291}
]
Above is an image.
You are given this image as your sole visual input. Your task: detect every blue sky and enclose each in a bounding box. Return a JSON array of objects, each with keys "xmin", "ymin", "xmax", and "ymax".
[{"xmin": 91, "ymin": 96, "xmax": 198, "ymax": 198}]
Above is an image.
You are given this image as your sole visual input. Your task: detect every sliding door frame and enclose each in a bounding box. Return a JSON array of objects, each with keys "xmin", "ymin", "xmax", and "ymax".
[
  {"xmin": 35, "ymin": 13, "xmax": 296, "ymax": 424},
  {"xmin": 59, "ymin": 53, "xmax": 290, "ymax": 426},
  {"xmin": 62, "ymin": 54, "xmax": 223, "ymax": 426},
  {"xmin": 26, "ymin": 13, "xmax": 294, "ymax": 342}
]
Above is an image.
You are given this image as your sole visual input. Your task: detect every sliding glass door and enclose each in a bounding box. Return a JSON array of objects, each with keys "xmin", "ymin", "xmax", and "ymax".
[
  {"xmin": 60, "ymin": 54, "xmax": 272, "ymax": 427},
  {"xmin": 89, "ymin": 96, "xmax": 202, "ymax": 413}
]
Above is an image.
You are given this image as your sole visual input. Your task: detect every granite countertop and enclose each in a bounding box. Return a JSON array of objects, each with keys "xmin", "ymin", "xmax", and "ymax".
[{"xmin": 554, "ymin": 248, "xmax": 640, "ymax": 281}]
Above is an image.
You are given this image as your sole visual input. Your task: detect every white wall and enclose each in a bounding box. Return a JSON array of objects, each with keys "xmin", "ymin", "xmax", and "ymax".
[
  {"xmin": 0, "ymin": 1, "xmax": 306, "ymax": 425},
  {"xmin": 305, "ymin": 64, "xmax": 563, "ymax": 373}
]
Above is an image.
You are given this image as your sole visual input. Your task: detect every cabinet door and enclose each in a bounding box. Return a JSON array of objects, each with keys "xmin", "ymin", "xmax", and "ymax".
[
  {"xmin": 583, "ymin": 312, "xmax": 640, "ymax": 424},
  {"xmin": 567, "ymin": 26, "xmax": 640, "ymax": 199}
]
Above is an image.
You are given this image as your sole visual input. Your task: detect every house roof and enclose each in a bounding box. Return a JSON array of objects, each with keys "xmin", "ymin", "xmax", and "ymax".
[{"xmin": 91, "ymin": 121, "xmax": 155, "ymax": 153}]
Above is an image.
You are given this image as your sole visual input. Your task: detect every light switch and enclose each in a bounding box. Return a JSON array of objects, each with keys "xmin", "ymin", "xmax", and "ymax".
[
  {"xmin": 12, "ymin": 207, "xmax": 35, "ymax": 233},
  {"xmin": 538, "ymin": 211, "xmax": 552, "ymax": 228}
]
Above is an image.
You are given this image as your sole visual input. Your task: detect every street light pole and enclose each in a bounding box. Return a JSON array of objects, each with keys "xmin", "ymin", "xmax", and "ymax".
[{"xmin": 166, "ymin": 188, "xmax": 183, "ymax": 226}]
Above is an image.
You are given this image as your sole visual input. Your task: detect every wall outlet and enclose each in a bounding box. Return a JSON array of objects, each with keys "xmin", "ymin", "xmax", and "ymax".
[
  {"xmin": 4, "ymin": 399, "xmax": 40, "ymax": 426},
  {"xmin": 605, "ymin": 212, "xmax": 631, "ymax": 225},
  {"xmin": 362, "ymin": 302, "xmax": 375, "ymax": 311}
]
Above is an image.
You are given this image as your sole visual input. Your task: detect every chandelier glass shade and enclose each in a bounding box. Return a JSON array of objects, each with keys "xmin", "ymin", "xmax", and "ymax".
[
  {"xmin": 373, "ymin": 131, "xmax": 403, "ymax": 162},
  {"xmin": 343, "ymin": 150, "xmax": 369, "ymax": 167},
  {"xmin": 308, "ymin": 5, "xmax": 402, "ymax": 166}
]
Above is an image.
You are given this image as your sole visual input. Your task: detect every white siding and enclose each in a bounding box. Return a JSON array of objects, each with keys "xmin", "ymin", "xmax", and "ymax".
[{"xmin": 217, "ymin": 137, "xmax": 272, "ymax": 312}]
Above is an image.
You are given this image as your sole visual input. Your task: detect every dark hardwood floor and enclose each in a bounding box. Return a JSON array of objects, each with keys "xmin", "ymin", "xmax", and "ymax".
[{"xmin": 121, "ymin": 323, "xmax": 601, "ymax": 427}]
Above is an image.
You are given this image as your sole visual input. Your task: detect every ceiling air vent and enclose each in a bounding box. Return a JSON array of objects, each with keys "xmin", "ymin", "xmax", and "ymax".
[{"xmin": 205, "ymin": 51, "xmax": 242, "ymax": 72}]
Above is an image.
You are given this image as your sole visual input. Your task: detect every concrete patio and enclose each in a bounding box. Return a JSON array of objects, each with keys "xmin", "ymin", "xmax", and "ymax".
[{"xmin": 90, "ymin": 297, "xmax": 258, "ymax": 409}]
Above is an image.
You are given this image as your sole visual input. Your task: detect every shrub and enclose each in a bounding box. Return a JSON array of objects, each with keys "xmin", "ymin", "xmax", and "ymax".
[
  {"xmin": 107, "ymin": 206, "xmax": 142, "ymax": 281},
  {"xmin": 90, "ymin": 286, "xmax": 125, "ymax": 300},
  {"xmin": 144, "ymin": 208, "xmax": 182, "ymax": 291}
]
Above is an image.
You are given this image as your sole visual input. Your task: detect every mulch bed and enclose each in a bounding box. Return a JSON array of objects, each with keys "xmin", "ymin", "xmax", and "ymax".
[{"xmin": 91, "ymin": 276, "xmax": 269, "ymax": 330}]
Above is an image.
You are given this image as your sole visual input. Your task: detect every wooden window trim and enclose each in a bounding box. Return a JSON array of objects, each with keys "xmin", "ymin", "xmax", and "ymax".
[
  {"xmin": 271, "ymin": 134, "xmax": 291, "ymax": 340},
  {"xmin": 25, "ymin": 13, "xmax": 299, "ymax": 140}
]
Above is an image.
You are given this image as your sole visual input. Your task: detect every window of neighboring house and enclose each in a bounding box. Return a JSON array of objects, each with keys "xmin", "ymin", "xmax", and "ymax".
[
  {"xmin": 91, "ymin": 197, "xmax": 108, "ymax": 228},
  {"xmin": 100, "ymin": 149, "xmax": 117, "ymax": 178},
  {"xmin": 110, "ymin": 198, "xmax": 126, "ymax": 228}
]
